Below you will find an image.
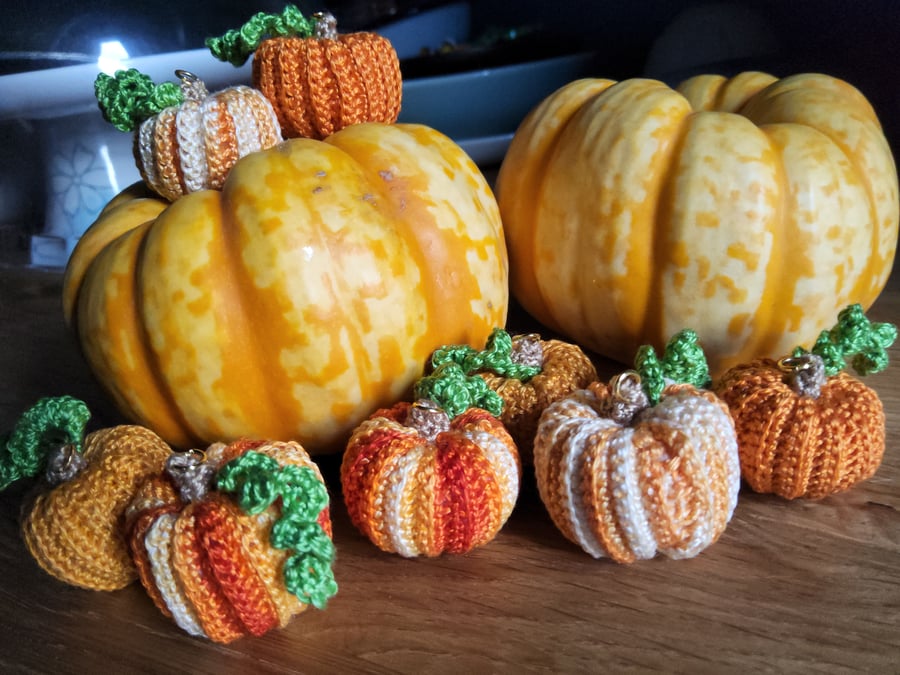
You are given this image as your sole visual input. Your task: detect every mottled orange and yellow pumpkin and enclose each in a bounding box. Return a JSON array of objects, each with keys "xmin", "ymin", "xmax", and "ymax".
[
  {"xmin": 62, "ymin": 122, "xmax": 508, "ymax": 453},
  {"xmin": 496, "ymin": 71, "xmax": 898, "ymax": 375}
]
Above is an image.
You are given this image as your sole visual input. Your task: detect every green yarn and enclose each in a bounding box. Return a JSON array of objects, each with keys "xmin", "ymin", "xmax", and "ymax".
[
  {"xmin": 414, "ymin": 362, "xmax": 505, "ymax": 419},
  {"xmin": 95, "ymin": 69, "xmax": 184, "ymax": 132},
  {"xmin": 206, "ymin": 4, "xmax": 317, "ymax": 67},
  {"xmin": 793, "ymin": 303, "xmax": 897, "ymax": 377},
  {"xmin": 0, "ymin": 396, "xmax": 91, "ymax": 491},
  {"xmin": 634, "ymin": 329, "xmax": 711, "ymax": 405},
  {"xmin": 430, "ymin": 327, "xmax": 542, "ymax": 381},
  {"xmin": 216, "ymin": 450, "xmax": 337, "ymax": 609}
]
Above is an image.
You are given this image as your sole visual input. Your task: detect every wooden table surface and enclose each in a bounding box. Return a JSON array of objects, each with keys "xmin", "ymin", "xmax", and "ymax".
[{"xmin": 0, "ymin": 263, "xmax": 898, "ymax": 674}]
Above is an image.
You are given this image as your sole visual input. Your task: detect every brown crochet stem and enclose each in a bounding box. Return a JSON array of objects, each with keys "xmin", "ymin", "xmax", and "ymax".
[
  {"xmin": 175, "ymin": 70, "xmax": 208, "ymax": 102},
  {"xmin": 778, "ymin": 353, "xmax": 826, "ymax": 398},
  {"xmin": 165, "ymin": 449, "xmax": 217, "ymax": 503},
  {"xmin": 598, "ymin": 371, "xmax": 651, "ymax": 425},
  {"xmin": 405, "ymin": 399, "xmax": 451, "ymax": 442},
  {"xmin": 511, "ymin": 333, "xmax": 544, "ymax": 369},
  {"xmin": 44, "ymin": 443, "xmax": 88, "ymax": 486},
  {"xmin": 313, "ymin": 12, "xmax": 338, "ymax": 39}
]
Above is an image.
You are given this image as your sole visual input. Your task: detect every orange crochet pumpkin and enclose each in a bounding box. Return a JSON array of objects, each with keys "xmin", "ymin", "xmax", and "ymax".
[
  {"xmin": 428, "ymin": 329, "xmax": 597, "ymax": 463},
  {"xmin": 126, "ymin": 438, "xmax": 336, "ymax": 643},
  {"xmin": 208, "ymin": 6, "xmax": 401, "ymax": 139},
  {"xmin": 95, "ymin": 69, "xmax": 281, "ymax": 201},
  {"xmin": 533, "ymin": 331, "xmax": 740, "ymax": 562},
  {"xmin": 0, "ymin": 397, "xmax": 171, "ymax": 590},
  {"xmin": 714, "ymin": 304, "xmax": 897, "ymax": 499},
  {"xmin": 341, "ymin": 360, "xmax": 520, "ymax": 557}
]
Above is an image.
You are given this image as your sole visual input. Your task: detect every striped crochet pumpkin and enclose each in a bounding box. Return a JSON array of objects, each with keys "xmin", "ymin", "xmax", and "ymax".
[
  {"xmin": 533, "ymin": 330, "xmax": 741, "ymax": 562},
  {"xmin": 0, "ymin": 397, "xmax": 171, "ymax": 590},
  {"xmin": 95, "ymin": 69, "xmax": 281, "ymax": 202},
  {"xmin": 126, "ymin": 438, "xmax": 337, "ymax": 643},
  {"xmin": 341, "ymin": 394, "xmax": 520, "ymax": 557}
]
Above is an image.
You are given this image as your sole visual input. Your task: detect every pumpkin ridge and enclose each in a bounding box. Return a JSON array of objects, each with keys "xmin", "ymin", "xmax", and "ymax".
[
  {"xmin": 342, "ymin": 34, "xmax": 381, "ymax": 121},
  {"xmin": 322, "ymin": 39, "xmax": 366, "ymax": 129},
  {"xmin": 172, "ymin": 506, "xmax": 246, "ymax": 643},
  {"xmin": 304, "ymin": 39, "xmax": 340, "ymax": 138}
]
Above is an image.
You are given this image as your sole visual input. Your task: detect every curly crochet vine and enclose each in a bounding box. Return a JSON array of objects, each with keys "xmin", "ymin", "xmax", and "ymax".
[
  {"xmin": 414, "ymin": 361, "xmax": 504, "ymax": 419},
  {"xmin": 206, "ymin": 4, "xmax": 318, "ymax": 67},
  {"xmin": 216, "ymin": 450, "xmax": 337, "ymax": 609},
  {"xmin": 429, "ymin": 327, "xmax": 543, "ymax": 381},
  {"xmin": 792, "ymin": 303, "xmax": 897, "ymax": 377},
  {"xmin": 634, "ymin": 329, "xmax": 711, "ymax": 405},
  {"xmin": 95, "ymin": 69, "xmax": 183, "ymax": 132},
  {"xmin": 0, "ymin": 396, "xmax": 91, "ymax": 491}
]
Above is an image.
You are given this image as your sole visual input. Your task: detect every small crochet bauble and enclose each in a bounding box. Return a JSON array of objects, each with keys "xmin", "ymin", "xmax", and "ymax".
[
  {"xmin": 533, "ymin": 330, "xmax": 741, "ymax": 562},
  {"xmin": 126, "ymin": 438, "xmax": 337, "ymax": 643},
  {"xmin": 429, "ymin": 328, "xmax": 597, "ymax": 463},
  {"xmin": 714, "ymin": 304, "xmax": 897, "ymax": 499},
  {"xmin": 207, "ymin": 6, "xmax": 401, "ymax": 139},
  {"xmin": 0, "ymin": 396, "xmax": 171, "ymax": 590},
  {"xmin": 341, "ymin": 360, "xmax": 520, "ymax": 557},
  {"xmin": 95, "ymin": 68, "xmax": 281, "ymax": 201}
]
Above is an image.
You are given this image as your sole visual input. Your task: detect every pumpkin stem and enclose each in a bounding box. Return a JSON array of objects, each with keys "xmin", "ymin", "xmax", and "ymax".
[
  {"xmin": 430, "ymin": 328, "xmax": 543, "ymax": 381},
  {"xmin": 414, "ymin": 361, "xmax": 504, "ymax": 419},
  {"xmin": 206, "ymin": 4, "xmax": 320, "ymax": 67},
  {"xmin": 94, "ymin": 68, "xmax": 184, "ymax": 132},
  {"xmin": 174, "ymin": 69, "xmax": 209, "ymax": 103},
  {"xmin": 634, "ymin": 329, "xmax": 711, "ymax": 405},
  {"xmin": 405, "ymin": 399, "xmax": 451, "ymax": 441},
  {"xmin": 778, "ymin": 354, "xmax": 826, "ymax": 398},
  {"xmin": 794, "ymin": 303, "xmax": 897, "ymax": 378},
  {"xmin": 216, "ymin": 450, "xmax": 338, "ymax": 609},
  {"xmin": 597, "ymin": 370, "xmax": 650, "ymax": 425},
  {"xmin": 0, "ymin": 396, "xmax": 91, "ymax": 490},
  {"xmin": 165, "ymin": 449, "xmax": 217, "ymax": 503}
]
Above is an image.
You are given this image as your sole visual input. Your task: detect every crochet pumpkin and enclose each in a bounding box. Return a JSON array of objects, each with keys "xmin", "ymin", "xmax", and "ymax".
[
  {"xmin": 533, "ymin": 330, "xmax": 741, "ymax": 562},
  {"xmin": 95, "ymin": 68, "xmax": 281, "ymax": 201},
  {"xmin": 126, "ymin": 438, "xmax": 337, "ymax": 643},
  {"xmin": 428, "ymin": 328, "xmax": 597, "ymax": 463},
  {"xmin": 207, "ymin": 6, "xmax": 401, "ymax": 139},
  {"xmin": 714, "ymin": 304, "xmax": 897, "ymax": 499},
  {"xmin": 0, "ymin": 396, "xmax": 171, "ymax": 590},
  {"xmin": 341, "ymin": 356, "xmax": 520, "ymax": 557}
]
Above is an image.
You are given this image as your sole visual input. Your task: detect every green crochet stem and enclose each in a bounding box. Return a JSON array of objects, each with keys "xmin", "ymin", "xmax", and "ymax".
[
  {"xmin": 634, "ymin": 329, "xmax": 711, "ymax": 405},
  {"xmin": 792, "ymin": 303, "xmax": 897, "ymax": 377},
  {"xmin": 414, "ymin": 362, "xmax": 504, "ymax": 419},
  {"xmin": 206, "ymin": 4, "xmax": 317, "ymax": 67},
  {"xmin": 430, "ymin": 327, "xmax": 542, "ymax": 381},
  {"xmin": 0, "ymin": 396, "xmax": 91, "ymax": 491},
  {"xmin": 216, "ymin": 450, "xmax": 337, "ymax": 609},
  {"xmin": 95, "ymin": 69, "xmax": 184, "ymax": 132}
]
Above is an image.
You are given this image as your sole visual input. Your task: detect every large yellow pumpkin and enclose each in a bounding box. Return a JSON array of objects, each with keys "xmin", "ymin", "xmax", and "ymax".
[
  {"xmin": 496, "ymin": 72, "xmax": 898, "ymax": 375},
  {"xmin": 63, "ymin": 122, "xmax": 508, "ymax": 453}
]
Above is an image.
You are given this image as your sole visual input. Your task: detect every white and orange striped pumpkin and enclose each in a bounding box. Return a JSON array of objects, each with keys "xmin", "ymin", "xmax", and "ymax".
[
  {"xmin": 533, "ymin": 376, "xmax": 740, "ymax": 562},
  {"xmin": 496, "ymin": 72, "xmax": 899, "ymax": 375},
  {"xmin": 134, "ymin": 71, "xmax": 282, "ymax": 201}
]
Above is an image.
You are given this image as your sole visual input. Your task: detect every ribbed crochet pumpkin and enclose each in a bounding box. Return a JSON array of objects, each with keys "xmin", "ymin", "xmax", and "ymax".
[
  {"xmin": 714, "ymin": 304, "xmax": 897, "ymax": 499},
  {"xmin": 208, "ymin": 6, "xmax": 401, "ymax": 139},
  {"xmin": 428, "ymin": 329, "xmax": 598, "ymax": 463},
  {"xmin": 95, "ymin": 69, "xmax": 281, "ymax": 201},
  {"xmin": 341, "ymin": 356, "xmax": 520, "ymax": 557},
  {"xmin": 533, "ymin": 330, "xmax": 741, "ymax": 562},
  {"xmin": 126, "ymin": 438, "xmax": 337, "ymax": 643},
  {"xmin": 0, "ymin": 397, "xmax": 171, "ymax": 590}
]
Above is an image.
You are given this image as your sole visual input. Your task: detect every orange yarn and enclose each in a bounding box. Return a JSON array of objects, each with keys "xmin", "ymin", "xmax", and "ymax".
[
  {"xmin": 19, "ymin": 425, "xmax": 171, "ymax": 590},
  {"xmin": 126, "ymin": 439, "xmax": 333, "ymax": 643},
  {"xmin": 253, "ymin": 31, "xmax": 401, "ymax": 139},
  {"xmin": 478, "ymin": 337, "xmax": 597, "ymax": 462},
  {"xmin": 714, "ymin": 358, "xmax": 886, "ymax": 499},
  {"xmin": 341, "ymin": 403, "xmax": 520, "ymax": 557}
]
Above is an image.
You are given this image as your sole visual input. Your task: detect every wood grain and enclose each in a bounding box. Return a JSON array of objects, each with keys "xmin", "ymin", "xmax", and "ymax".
[{"xmin": 0, "ymin": 264, "xmax": 897, "ymax": 674}]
